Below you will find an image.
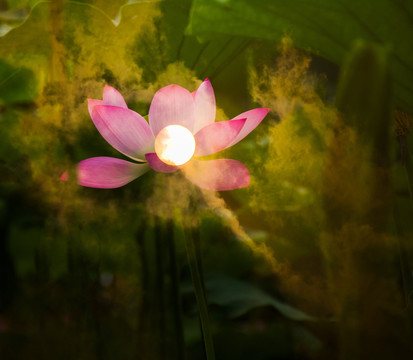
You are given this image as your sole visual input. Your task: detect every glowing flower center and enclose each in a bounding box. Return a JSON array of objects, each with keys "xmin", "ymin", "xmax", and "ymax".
[{"xmin": 155, "ymin": 125, "xmax": 196, "ymax": 166}]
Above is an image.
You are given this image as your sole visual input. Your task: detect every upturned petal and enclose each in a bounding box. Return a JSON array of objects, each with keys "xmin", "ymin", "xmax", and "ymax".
[
  {"xmin": 149, "ymin": 84, "xmax": 195, "ymax": 136},
  {"xmin": 183, "ymin": 159, "xmax": 250, "ymax": 191},
  {"xmin": 194, "ymin": 118, "xmax": 247, "ymax": 157},
  {"xmin": 87, "ymin": 86, "xmax": 127, "ymax": 118},
  {"xmin": 193, "ymin": 78, "xmax": 216, "ymax": 133},
  {"xmin": 227, "ymin": 108, "xmax": 270, "ymax": 148},
  {"xmin": 145, "ymin": 153, "xmax": 179, "ymax": 173},
  {"xmin": 88, "ymin": 99, "xmax": 103, "ymax": 118},
  {"xmin": 77, "ymin": 157, "xmax": 149, "ymax": 189},
  {"xmin": 91, "ymin": 105, "xmax": 154, "ymax": 160},
  {"xmin": 102, "ymin": 85, "xmax": 128, "ymax": 108}
]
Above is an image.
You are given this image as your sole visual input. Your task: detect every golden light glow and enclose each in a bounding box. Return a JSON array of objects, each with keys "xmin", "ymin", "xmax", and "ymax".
[{"xmin": 155, "ymin": 125, "xmax": 196, "ymax": 166}]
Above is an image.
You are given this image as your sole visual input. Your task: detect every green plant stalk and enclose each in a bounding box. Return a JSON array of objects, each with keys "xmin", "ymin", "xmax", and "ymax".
[
  {"xmin": 395, "ymin": 138, "xmax": 413, "ymax": 318},
  {"xmin": 154, "ymin": 218, "xmax": 167, "ymax": 360},
  {"xmin": 393, "ymin": 204, "xmax": 413, "ymax": 309},
  {"xmin": 404, "ymin": 153, "xmax": 413, "ymax": 212},
  {"xmin": 184, "ymin": 227, "xmax": 216, "ymax": 360},
  {"xmin": 167, "ymin": 219, "xmax": 186, "ymax": 359}
]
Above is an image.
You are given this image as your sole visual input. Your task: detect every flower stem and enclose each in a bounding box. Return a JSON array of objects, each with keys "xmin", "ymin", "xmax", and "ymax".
[
  {"xmin": 167, "ymin": 219, "xmax": 186, "ymax": 360},
  {"xmin": 184, "ymin": 227, "xmax": 216, "ymax": 360},
  {"xmin": 154, "ymin": 218, "xmax": 167, "ymax": 360}
]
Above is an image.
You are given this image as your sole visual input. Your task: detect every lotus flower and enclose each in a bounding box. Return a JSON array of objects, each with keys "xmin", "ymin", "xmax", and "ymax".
[{"xmin": 63, "ymin": 79, "xmax": 269, "ymax": 191}]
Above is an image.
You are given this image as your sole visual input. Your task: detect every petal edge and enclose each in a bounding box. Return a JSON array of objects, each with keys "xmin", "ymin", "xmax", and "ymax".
[
  {"xmin": 77, "ymin": 157, "xmax": 149, "ymax": 189},
  {"xmin": 149, "ymin": 84, "xmax": 195, "ymax": 136},
  {"xmin": 102, "ymin": 85, "xmax": 128, "ymax": 108},
  {"xmin": 183, "ymin": 159, "xmax": 250, "ymax": 191},
  {"xmin": 92, "ymin": 105, "xmax": 154, "ymax": 160},
  {"xmin": 193, "ymin": 78, "xmax": 216, "ymax": 133},
  {"xmin": 227, "ymin": 108, "xmax": 270, "ymax": 148},
  {"xmin": 194, "ymin": 118, "xmax": 247, "ymax": 157}
]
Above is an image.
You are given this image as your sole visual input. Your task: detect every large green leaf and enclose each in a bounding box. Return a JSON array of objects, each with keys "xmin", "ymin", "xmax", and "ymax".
[
  {"xmin": 206, "ymin": 272, "xmax": 315, "ymax": 321},
  {"xmin": 0, "ymin": 6, "xmax": 30, "ymax": 36},
  {"xmin": 0, "ymin": 0, "xmax": 249, "ymax": 101},
  {"xmin": 161, "ymin": 0, "xmax": 249, "ymax": 80},
  {"xmin": 0, "ymin": 0, "xmax": 128, "ymax": 36},
  {"xmin": 0, "ymin": 59, "xmax": 38, "ymax": 104},
  {"xmin": 188, "ymin": 0, "xmax": 413, "ymax": 113}
]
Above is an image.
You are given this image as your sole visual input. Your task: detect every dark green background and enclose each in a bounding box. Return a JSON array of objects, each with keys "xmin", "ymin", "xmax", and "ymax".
[{"xmin": 1, "ymin": 1, "xmax": 413, "ymax": 359}]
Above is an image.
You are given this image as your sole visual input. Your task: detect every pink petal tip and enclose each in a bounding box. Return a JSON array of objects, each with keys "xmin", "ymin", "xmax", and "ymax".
[
  {"xmin": 77, "ymin": 157, "xmax": 149, "ymax": 189},
  {"xmin": 227, "ymin": 107, "xmax": 270, "ymax": 148}
]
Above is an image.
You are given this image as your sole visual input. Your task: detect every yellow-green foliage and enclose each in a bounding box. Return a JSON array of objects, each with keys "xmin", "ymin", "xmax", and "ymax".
[{"xmin": 249, "ymin": 39, "xmax": 336, "ymax": 218}]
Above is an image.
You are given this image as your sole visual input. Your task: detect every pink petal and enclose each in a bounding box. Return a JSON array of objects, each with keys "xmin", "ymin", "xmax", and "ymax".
[
  {"xmin": 183, "ymin": 159, "xmax": 250, "ymax": 191},
  {"xmin": 194, "ymin": 118, "xmax": 247, "ymax": 157},
  {"xmin": 92, "ymin": 105, "xmax": 154, "ymax": 160},
  {"xmin": 102, "ymin": 85, "xmax": 128, "ymax": 108},
  {"xmin": 77, "ymin": 157, "xmax": 149, "ymax": 189},
  {"xmin": 145, "ymin": 153, "xmax": 178, "ymax": 173},
  {"xmin": 87, "ymin": 86, "xmax": 127, "ymax": 118},
  {"xmin": 193, "ymin": 79, "xmax": 216, "ymax": 133},
  {"xmin": 227, "ymin": 108, "xmax": 270, "ymax": 147},
  {"xmin": 88, "ymin": 99, "xmax": 104, "ymax": 119},
  {"xmin": 149, "ymin": 84, "xmax": 195, "ymax": 136}
]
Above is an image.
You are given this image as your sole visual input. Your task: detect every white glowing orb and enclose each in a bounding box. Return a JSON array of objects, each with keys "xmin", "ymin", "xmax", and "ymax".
[{"xmin": 155, "ymin": 125, "xmax": 196, "ymax": 166}]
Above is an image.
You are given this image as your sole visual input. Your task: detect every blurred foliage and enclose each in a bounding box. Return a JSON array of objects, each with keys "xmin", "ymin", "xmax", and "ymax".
[
  {"xmin": 0, "ymin": 58, "xmax": 38, "ymax": 104},
  {"xmin": 188, "ymin": 0, "xmax": 413, "ymax": 114},
  {"xmin": 205, "ymin": 271, "xmax": 314, "ymax": 321},
  {"xmin": 1, "ymin": 0, "xmax": 413, "ymax": 360}
]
